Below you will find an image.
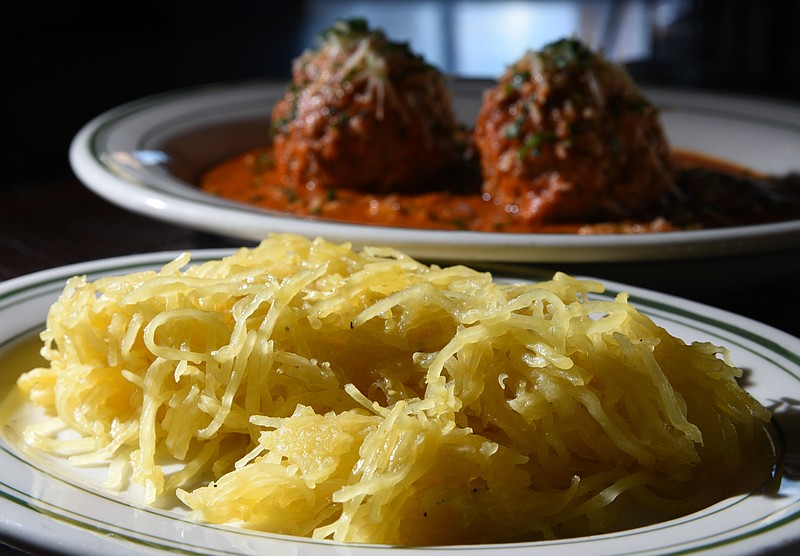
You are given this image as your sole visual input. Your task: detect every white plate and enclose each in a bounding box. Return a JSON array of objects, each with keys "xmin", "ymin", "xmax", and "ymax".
[
  {"xmin": 68, "ymin": 80, "xmax": 800, "ymax": 264},
  {"xmin": 1, "ymin": 252, "xmax": 799, "ymax": 555}
]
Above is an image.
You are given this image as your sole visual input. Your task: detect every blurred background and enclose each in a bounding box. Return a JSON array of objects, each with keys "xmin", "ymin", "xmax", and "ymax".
[{"xmin": 5, "ymin": 0, "xmax": 799, "ymax": 190}]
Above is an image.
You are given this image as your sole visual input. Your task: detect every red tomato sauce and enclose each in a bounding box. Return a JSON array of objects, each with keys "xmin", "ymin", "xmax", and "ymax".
[{"xmin": 200, "ymin": 146, "xmax": 800, "ymax": 233}]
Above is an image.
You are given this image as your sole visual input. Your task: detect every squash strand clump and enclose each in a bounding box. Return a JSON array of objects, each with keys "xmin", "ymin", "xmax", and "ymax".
[{"xmin": 17, "ymin": 233, "xmax": 772, "ymax": 545}]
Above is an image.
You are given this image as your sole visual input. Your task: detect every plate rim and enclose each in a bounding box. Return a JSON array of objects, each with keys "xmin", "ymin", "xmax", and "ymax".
[{"xmin": 68, "ymin": 79, "xmax": 800, "ymax": 264}]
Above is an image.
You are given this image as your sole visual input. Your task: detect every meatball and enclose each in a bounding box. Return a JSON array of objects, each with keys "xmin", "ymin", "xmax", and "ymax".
[
  {"xmin": 271, "ymin": 18, "xmax": 463, "ymax": 194},
  {"xmin": 474, "ymin": 38, "xmax": 674, "ymax": 223}
]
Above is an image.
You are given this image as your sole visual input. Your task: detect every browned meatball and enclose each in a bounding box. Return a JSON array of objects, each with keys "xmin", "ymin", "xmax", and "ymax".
[
  {"xmin": 474, "ymin": 39, "xmax": 674, "ymax": 223},
  {"xmin": 271, "ymin": 18, "xmax": 463, "ymax": 194}
]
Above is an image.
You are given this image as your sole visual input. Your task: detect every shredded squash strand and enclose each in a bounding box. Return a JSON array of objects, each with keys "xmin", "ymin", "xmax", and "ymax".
[{"xmin": 16, "ymin": 234, "xmax": 772, "ymax": 545}]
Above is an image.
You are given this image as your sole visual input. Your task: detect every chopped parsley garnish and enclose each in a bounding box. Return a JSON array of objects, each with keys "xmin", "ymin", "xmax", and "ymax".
[
  {"xmin": 282, "ymin": 188, "xmax": 298, "ymax": 202},
  {"xmin": 539, "ymin": 38, "xmax": 594, "ymax": 71},
  {"xmin": 504, "ymin": 115, "xmax": 526, "ymax": 139},
  {"xmin": 318, "ymin": 17, "xmax": 370, "ymax": 42},
  {"xmin": 518, "ymin": 131, "xmax": 557, "ymax": 158}
]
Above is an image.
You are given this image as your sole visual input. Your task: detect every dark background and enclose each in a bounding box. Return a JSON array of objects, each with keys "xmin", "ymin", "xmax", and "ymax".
[{"xmin": 4, "ymin": 0, "xmax": 799, "ymax": 192}]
